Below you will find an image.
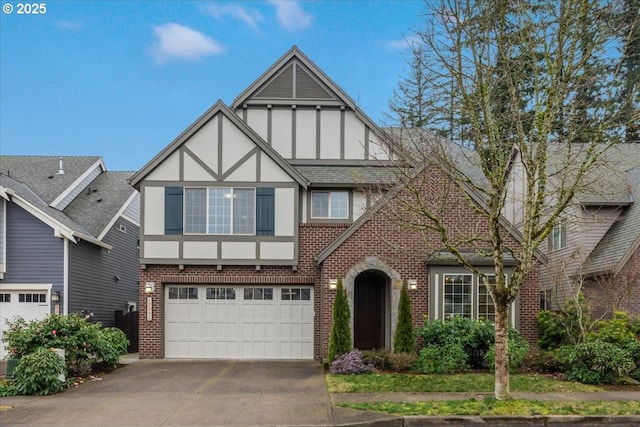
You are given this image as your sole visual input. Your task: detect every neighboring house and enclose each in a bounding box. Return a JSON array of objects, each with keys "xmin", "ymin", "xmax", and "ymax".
[
  {"xmin": 130, "ymin": 46, "xmax": 540, "ymax": 361},
  {"xmin": 504, "ymin": 145, "xmax": 640, "ymax": 318},
  {"xmin": 0, "ymin": 156, "xmax": 140, "ymax": 358}
]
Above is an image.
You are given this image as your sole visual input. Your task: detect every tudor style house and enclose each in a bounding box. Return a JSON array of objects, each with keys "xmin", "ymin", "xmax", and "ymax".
[
  {"xmin": 131, "ymin": 46, "xmax": 540, "ymax": 361},
  {"xmin": 504, "ymin": 144, "xmax": 640, "ymax": 318},
  {"xmin": 0, "ymin": 156, "xmax": 140, "ymax": 358}
]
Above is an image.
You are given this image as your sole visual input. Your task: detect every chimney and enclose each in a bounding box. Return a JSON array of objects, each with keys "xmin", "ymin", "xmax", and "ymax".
[{"xmin": 57, "ymin": 157, "xmax": 65, "ymax": 175}]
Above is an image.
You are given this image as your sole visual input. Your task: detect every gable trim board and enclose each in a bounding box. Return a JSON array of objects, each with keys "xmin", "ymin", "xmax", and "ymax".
[
  {"xmin": 2, "ymin": 187, "xmax": 112, "ymax": 250},
  {"xmin": 96, "ymin": 190, "xmax": 139, "ymax": 240},
  {"xmin": 129, "ymin": 101, "xmax": 308, "ymax": 190},
  {"xmin": 49, "ymin": 158, "xmax": 105, "ymax": 210}
]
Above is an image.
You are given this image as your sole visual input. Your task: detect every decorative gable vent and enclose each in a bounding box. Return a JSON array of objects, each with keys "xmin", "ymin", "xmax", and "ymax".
[
  {"xmin": 296, "ymin": 67, "xmax": 332, "ymax": 99},
  {"xmin": 255, "ymin": 61, "xmax": 333, "ymax": 100},
  {"xmin": 256, "ymin": 64, "xmax": 294, "ymax": 98}
]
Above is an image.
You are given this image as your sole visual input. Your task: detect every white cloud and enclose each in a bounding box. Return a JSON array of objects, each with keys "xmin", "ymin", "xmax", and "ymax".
[
  {"xmin": 384, "ymin": 35, "xmax": 421, "ymax": 51},
  {"xmin": 150, "ymin": 23, "xmax": 223, "ymax": 63},
  {"xmin": 206, "ymin": 3, "xmax": 263, "ymax": 28},
  {"xmin": 268, "ymin": 0, "xmax": 312, "ymax": 31}
]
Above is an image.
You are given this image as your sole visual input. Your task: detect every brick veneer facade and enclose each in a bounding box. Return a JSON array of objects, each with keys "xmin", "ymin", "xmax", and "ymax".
[{"xmin": 138, "ymin": 167, "xmax": 540, "ymax": 359}]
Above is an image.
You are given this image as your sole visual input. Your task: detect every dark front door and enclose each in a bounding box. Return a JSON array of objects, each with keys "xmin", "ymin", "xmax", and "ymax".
[{"xmin": 354, "ymin": 272, "xmax": 385, "ymax": 350}]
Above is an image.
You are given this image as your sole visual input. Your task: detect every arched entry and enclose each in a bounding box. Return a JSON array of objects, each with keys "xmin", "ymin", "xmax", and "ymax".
[{"xmin": 354, "ymin": 271, "xmax": 387, "ymax": 350}]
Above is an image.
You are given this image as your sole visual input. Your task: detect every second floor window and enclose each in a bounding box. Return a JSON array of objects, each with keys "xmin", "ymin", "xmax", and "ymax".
[
  {"xmin": 549, "ymin": 219, "xmax": 567, "ymax": 251},
  {"xmin": 311, "ymin": 191, "xmax": 348, "ymax": 219},
  {"xmin": 185, "ymin": 187, "xmax": 255, "ymax": 235}
]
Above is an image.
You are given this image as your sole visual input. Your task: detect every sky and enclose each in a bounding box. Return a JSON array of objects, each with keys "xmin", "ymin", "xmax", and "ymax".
[{"xmin": 0, "ymin": 0, "xmax": 426, "ymax": 172}]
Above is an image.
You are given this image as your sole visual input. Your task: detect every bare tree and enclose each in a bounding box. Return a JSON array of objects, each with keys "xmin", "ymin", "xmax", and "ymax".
[{"xmin": 386, "ymin": 0, "xmax": 637, "ymax": 399}]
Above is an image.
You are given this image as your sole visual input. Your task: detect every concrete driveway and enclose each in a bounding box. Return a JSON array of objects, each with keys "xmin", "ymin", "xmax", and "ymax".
[{"xmin": 0, "ymin": 359, "xmax": 397, "ymax": 426}]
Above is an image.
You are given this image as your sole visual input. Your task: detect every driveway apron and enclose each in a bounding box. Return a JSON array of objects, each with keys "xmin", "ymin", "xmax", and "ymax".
[{"xmin": 0, "ymin": 360, "xmax": 339, "ymax": 426}]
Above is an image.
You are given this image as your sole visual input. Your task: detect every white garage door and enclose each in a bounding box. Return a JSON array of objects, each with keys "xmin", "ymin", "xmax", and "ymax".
[
  {"xmin": 0, "ymin": 289, "xmax": 51, "ymax": 359},
  {"xmin": 165, "ymin": 285, "xmax": 314, "ymax": 359}
]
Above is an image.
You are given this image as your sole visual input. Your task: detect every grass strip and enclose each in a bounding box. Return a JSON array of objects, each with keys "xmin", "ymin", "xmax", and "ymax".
[{"xmin": 339, "ymin": 398, "xmax": 640, "ymax": 416}]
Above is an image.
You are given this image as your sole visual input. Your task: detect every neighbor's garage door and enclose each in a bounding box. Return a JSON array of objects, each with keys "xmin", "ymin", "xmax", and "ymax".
[
  {"xmin": 0, "ymin": 289, "xmax": 50, "ymax": 359},
  {"xmin": 165, "ymin": 285, "xmax": 314, "ymax": 359}
]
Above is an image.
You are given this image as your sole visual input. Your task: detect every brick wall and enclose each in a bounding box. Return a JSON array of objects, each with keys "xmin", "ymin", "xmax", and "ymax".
[{"xmin": 138, "ymin": 166, "xmax": 541, "ymax": 359}]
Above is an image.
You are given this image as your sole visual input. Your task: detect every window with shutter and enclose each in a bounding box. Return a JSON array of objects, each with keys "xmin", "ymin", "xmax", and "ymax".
[{"xmin": 164, "ymin": 187, "xmax": 183, "ymax": 235}]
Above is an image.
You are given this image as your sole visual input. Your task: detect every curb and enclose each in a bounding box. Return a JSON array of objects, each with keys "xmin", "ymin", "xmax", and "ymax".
[{"xmin": 402, "ymin": 415, "xmax": 640, "ymax": 426}]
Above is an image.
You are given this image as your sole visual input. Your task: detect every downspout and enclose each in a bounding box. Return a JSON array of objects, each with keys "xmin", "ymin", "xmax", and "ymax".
[{"xmin": 63, "ymin": 238, "xmax": 69, "ymax": 315}]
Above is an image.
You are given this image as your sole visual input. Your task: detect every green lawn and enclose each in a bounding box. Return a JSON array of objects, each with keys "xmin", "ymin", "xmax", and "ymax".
[
  {"xmin": 326, "ymin": 373, "xmax": 602, "ymax": 393},
  {"xmin": 340, "ymin": 399, "xmax": 640, "ymax": 416}
]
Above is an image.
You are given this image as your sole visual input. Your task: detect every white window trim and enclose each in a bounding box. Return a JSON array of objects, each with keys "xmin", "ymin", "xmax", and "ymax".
[
  {"xmin": 184, "ymin": 187, "xmax": 256, "ymax": 236},
  {"xmin": 310, "ymin": 190, "xmax": 349, "ymax": 219},
  {"xmin": 550, "ymin": 219, "xmax": 567, "ymax": 251}
]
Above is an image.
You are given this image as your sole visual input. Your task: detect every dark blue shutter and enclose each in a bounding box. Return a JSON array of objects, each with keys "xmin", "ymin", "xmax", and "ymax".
[
  {"xmin": 256, "ymin": 188, "xmax": 275, "ymax": 236},
  {"xmin": 164, "ymin": 187, "xmax": 183, "ymax": 235}
]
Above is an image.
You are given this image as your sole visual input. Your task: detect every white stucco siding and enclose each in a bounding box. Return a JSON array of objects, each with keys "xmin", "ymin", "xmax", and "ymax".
[
  {"xmin": 225, "ymin": 153, "xmax": 257, "ymax": 182},
  {"xmin": 260, "ymin": 242, "xmax": 294, "ymax": 260},
  {"xmin": 147, "ymin": 151, "xmax": 180, "ymax": 181},
  {"xmin": 352, "ymin": 191, "xmax": 367, "ymax": 221},
  {"xmin": 184, "ymin": 117, "xmax": 219, "ymax": 172},
  {"xmin": 368, "ymin": 131, "xmax": 389, "ymax": 160},
  {"xmin": 221, "ymin": 242, "xmax": 256, "ymax": 259},
  {"xmin": 320, "ymin": 110, "xmax": 341, "ymax": 159},
  {"xmin": 183, "ymin": 152, "xmax": 216, "ymax": 181},
  {"xmin": 344, "ymin": 111, "xmax": 365, "ymax": 159},
  {"xmin": 275, "ymin": 188, "xmax": 295, "ymax": 236},
  {"xmin": 260, "ymin": 154, "xmax": 295, "ymax": 183},
  {"xmin": 295, "ymin": 110, "xmax": 316, "ymax": 159},
  {"xmin": 271, "ymin": 109, "xmax": 293, "ymax": 158},
  {"xmin": 144, "ymin": 186, "xmax": 165, "ymax": 235},
  {"xmin": 247, "ymin": 109, "xmax": 269, "ymax": 143},
  {"xmin": 222, "ymin": 117, "xmax": 256, "ymax": 174},
  {"xmin": 183, "ymin": 241, "xmax": 218, "ymax": 259},
  {"xmin": 144, "ymin": 241, "xmax": 179, "ymax": 258}
]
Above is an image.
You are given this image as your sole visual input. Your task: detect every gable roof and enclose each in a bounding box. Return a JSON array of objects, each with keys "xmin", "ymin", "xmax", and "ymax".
[
  {"xmin": 584, "ymin": 165, "xmax": 640, "ymax": 275},
  {"xmin": 0, "ymin": 156, "xmax": 138, "ymax": 249},
  {"xmin": 129, "ymin": 100, "xmax": 308, "ymax": 189},
  {"xmin": 0, "ymin": 156, "xmax": 103, "ymax": 205},
  {"xmin": 63, "ymin": 171, "xmax": 137, "ymax": 238},
  {"xmin": 231, "ymin": 45, "xmax": 390, "ymax": 147},
  {"xmin": 316, "ymin": 132, "xmax": 535, "ymax": 264}
]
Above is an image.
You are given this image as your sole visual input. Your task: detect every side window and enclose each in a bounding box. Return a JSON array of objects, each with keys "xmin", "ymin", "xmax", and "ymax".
[
  {"xmin": 549, "ymin": 219, "xmax": 567, "ymax": 251},
  {"xmin": 311, "ymin": 191, "xmax": 349, "ymax": 219}
]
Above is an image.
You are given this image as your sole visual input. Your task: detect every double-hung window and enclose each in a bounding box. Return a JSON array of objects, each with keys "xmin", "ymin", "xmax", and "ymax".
[
  {"xmin": 311, "ymin": 191, "xmax": 348, "ymax": 219},
  {"xmin": 549, "ymin": 219, "xmax": 567, "ymax": 251},
  {"xmin": 185, "ymin": 187, "xmax": 255, "ymax": 235}
]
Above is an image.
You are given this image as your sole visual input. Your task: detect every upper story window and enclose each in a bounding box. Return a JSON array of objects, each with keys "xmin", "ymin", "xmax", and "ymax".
[
  {"xmin": 185, "ymin": 187, "xmax": 255, "ymax": 235},
  {"xmin": 311, "ymin": 191, "xmax": 348, "ymax": 219},
  {"xmin": 549, "ymin": 219, "xmax": 567, "ymax": 251},
  {"xmin": 164, "ymin": 186, "xmax": 275, "ymax": 236}
]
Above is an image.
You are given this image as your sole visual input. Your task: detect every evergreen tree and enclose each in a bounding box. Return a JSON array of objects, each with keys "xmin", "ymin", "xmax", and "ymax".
[
  {"xmin": 618, "ymin": 0, "xmax": 640, "ymax": 143},
  {"xmin": 327, "ymin": 279, "xmax": 351, "ymax": 364},
  {"xmin": 393, "ymin": 282, "xmax": 415, "ymax": 354}
]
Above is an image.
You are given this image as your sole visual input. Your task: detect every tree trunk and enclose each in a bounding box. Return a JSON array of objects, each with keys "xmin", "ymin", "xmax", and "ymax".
[{"xmin": 494, "ymin": 303, "xmax": 510, "ymax": 400}]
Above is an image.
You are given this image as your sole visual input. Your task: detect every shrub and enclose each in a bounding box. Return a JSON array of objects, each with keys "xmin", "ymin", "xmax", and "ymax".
[
  {"xmin": 393, "ymin": 283, "xmax": 415, "ymax": 354},
  {"xmin": 419, "ymin": 317, "xmax": 495, "ymax": 368},
  {"xmin": 330, "ymin": 350, "xmax": 373, "ymax": 374},
  {"xmin": 2, "ymin": 313, "xmax": 129, "ymax": 376},
  {"xmin": 556, "ymin": 340, "xmax": 636, "ymax": 384},
  {"xmin": 416, "ymin": 343, "xmax": 468, "ymax": 374},
  {"xmin": 537, "ymin": 310, "xmax": 569, "ymax": 350},
  {"xmin": 622, "ymin": 340, "xmax": 640, "ymax": 381},
  {"xmin": 588, "ymin": 311, "xmax": 637, "ymax": 347},
  {"xmin": 484, "ymin": 329, "xmax": 530, "ymax": 373},
  {"xmin": 14, "ymin": 347, "xmax": 66, "ymax": 395},
  {"xmin": 96, "ymin": 327, "xmax": 129, "ymax": 366},
  {"xmin": 361, "ymin": 348, "xmax": 390, "ymax": 370},
  {"xmin": 388, "ymin": 352, "xmax": 417, "ymax": 372},
  {"xmin": 327, "ymin": 279, "xmax": 351, "ymax": 364},
  {"xmin": 534, "ymin": 350, "xmax": 563, "ymax": 373}
]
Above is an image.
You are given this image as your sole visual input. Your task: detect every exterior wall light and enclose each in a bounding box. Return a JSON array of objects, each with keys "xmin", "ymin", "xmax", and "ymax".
[
  {"xmin": 407, "ymin": 279, "xmax": 418, "ymax": 290},
  {"xmin": 145, "ymin": 282, "xmax": 155, "ymax": 293},
  {"xmin": 329, "ymin": 279, "xmax": 338, "ymax": 290},
  {"xmin": 51, "ymin": 291, "xmax": 61, "ymax": 302}
]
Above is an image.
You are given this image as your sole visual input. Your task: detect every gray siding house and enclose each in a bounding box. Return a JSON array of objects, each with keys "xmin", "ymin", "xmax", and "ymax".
[{"xmin": 0, "ymin": 156, "xmax": 140, "ymax": 358}]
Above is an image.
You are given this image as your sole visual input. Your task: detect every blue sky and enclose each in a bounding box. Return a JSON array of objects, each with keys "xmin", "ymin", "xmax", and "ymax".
[{"xmin": 1, "ymin": 1, "xmax": 424, "ymax": 171}]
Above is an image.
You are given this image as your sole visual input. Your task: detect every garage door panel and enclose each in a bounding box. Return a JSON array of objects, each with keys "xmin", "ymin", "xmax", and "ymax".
[{"xmin": 165, "ymin": 285, "xmax": 314, "ymax": 359}]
